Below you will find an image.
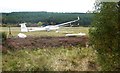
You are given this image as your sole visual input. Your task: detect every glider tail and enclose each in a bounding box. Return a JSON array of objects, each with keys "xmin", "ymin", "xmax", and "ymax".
[{"xmin": 19, "ymin": 23, "xmax": 28, "ymax": 32}]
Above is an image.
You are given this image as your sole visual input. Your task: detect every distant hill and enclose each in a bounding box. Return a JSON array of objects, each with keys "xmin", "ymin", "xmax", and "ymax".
[{"xmin": 1, "ymin": 12, "xmax": 94, "ymax": 26}]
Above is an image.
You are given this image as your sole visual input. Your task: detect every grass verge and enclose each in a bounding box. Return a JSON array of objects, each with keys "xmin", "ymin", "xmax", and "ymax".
[{"xmin": 2, "ymin": 47, "xmax": 100, "ymax": 71}]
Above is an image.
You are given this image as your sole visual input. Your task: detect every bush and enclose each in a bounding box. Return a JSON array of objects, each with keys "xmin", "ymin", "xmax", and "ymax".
[
  {"xmin": 89, "ymin": 2, "xmax": 120, "ymax": 71},
  {"xmin": 0, "ymin": 32, "xmax": 7, "ymax": 44}
]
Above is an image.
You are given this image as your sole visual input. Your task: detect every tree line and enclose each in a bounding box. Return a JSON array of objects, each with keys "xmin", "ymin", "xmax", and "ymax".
[{"xmin": 1, "ymin": 12, "xmax": 94, "ymax": 27}]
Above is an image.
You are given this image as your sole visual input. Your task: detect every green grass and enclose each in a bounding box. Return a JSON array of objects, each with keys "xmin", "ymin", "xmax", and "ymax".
[
  {"xmin": 2, "ymin": 47, "xmax": 100, "ymax": 71},
  {"xmin": 0, "ymin": 27, "xmax": 89, "ymax": 37}
]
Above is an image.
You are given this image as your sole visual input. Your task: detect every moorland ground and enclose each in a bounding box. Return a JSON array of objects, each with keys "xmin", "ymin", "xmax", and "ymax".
[{"xmin": 1, "ymin": 27, "xmax": 101, "ymax": 71}]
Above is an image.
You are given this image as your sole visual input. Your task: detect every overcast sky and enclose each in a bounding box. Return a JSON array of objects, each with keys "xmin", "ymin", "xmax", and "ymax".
[{"xmin": 0, "ymin": 0, "xmax": 96, "ymax": 13}]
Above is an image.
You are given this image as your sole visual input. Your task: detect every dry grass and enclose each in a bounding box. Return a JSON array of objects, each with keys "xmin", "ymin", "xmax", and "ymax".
[
  {"xmin": 0, "ymin": 27, "xmax": 89, "ymax": 37},
  {"xmin": 1, "ymin": 26, "xmax": 99, "ymax": 71},
  {"xmin": 2, "ymin": 47, "xmax": 100, "ymax": 71}
]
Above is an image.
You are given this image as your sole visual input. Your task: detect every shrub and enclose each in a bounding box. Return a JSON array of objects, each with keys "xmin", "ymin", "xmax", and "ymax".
[
  {"xmin": 89, "ymin": 2, "xmax": 120, "ymax": 71},
  {"xmin": 0, "ymin": 32, "xmax": 7, "ymax": 44}
]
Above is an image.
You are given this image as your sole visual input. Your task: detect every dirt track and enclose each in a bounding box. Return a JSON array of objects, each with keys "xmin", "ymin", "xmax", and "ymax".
[{"xmin": 3, "ymin": 36, "xmax": 88, "ymax": 50}]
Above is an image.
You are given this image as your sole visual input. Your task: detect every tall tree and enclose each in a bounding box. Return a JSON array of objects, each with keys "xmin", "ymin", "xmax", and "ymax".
[{"xmin": 89, "ymin": 1, "xmax": 120, "ymax": 71}]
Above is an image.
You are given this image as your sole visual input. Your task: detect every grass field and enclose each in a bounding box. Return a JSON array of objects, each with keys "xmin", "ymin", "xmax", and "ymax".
[
  {"xmin": 0, "ymin": 27, "xmax": 89, "ymax": 37},
  {"xmin": 1, "ymin": 26, "xmax": 102, "ymax": 71},
  {"xmin": 2, "ymin": 47, "xmax": 100, "ymax": 71}
]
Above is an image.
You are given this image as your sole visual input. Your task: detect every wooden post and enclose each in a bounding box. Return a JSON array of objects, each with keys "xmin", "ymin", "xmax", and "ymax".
[{"xmin": 8, "ymin": 26, "xmax": 13, "ymax": 38}]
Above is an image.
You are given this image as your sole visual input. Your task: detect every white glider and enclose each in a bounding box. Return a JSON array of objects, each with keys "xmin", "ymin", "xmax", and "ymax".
[
  {"xmin": 19, "ymin": 17, "xmax": 80, "ymax": 32},
  {"xmin": 65, "ymin": 32, "xmax": 86, "ymax": 37}
]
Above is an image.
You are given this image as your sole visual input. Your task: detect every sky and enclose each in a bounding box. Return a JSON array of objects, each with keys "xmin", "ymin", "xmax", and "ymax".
[{"xmin": 0, "ymin": 0, "xmax": 96, "ymax": 13}]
